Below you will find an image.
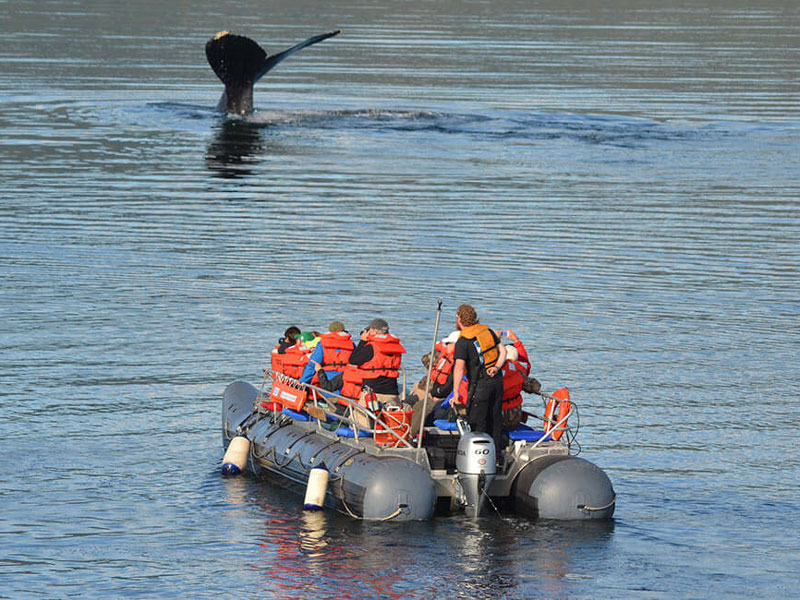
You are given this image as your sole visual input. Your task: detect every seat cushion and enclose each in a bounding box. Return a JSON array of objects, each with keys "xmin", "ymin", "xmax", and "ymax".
[
  {"xmin": 335, "ymin": 426, "xmax": 371, "ymax": 438},
  {"xmin": 433, "ymin": 419, "xmax": 459, "ymax": 431},
  {"xmin": 508, "ymin": 424, "xmax": 551, "ymax": 442},
  {"xmin": 282, "ymin": 407, "xmax": 311, "ymax": 421}
]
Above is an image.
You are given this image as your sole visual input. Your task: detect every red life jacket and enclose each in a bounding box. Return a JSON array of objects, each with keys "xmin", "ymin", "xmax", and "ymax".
[
  {"xmin": 318, "ymin": 331, "xmax": 354, "ymax": 371},
  {"xmin": 339, "ymin": 363, "xmax": 364, "ymax": 403},
  {"xmin": 280, "ymin": 343, "xmax": 311, "ymax": 379},
  {"xmin": 338, "ymin": 333, "xmax": 405, "ymax": 401},
  {"xmin": 359, "ymin": 333, "xmax": 405, "ymax": 378},
  {"xmin": 431, "ymin": 343, "xmax": 455, "ymax": 386},
  {"xmin": 449, "ymin": 376, "xmax": 470, "ymax": 406},
  {"xmin": 501, "ymin": 360, "xmax": 527, "ymax": 411},
  {"xmin": 270, "ymin": 348, "xmax": 284, "ymax": 374}
]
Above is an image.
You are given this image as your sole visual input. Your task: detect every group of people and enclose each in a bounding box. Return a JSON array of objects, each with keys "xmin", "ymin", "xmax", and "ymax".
[
  {"xmin": 270, "ymin": 318, "xmax": 406, "ymax": 417},
  {"xmin": 269, "ymin": 304, "xmax": 541, "ymax": 456}
]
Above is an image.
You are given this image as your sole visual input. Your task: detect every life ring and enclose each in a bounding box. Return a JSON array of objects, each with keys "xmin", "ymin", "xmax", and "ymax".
[{"xmin": 543, "ymin": 387, "xmax": 571, "ymax": 441}]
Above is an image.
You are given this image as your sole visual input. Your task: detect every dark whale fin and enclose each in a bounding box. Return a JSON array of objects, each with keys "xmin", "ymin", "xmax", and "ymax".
[
  {"xmin": 256, "ymin": 30, "xmax": 341, "ymax": 81},
  {"xmin": 205, "ymin": 30, "xmax": 341, "ymax": 115},
  {"xmin": 206, "ymin": 32, "xmax": 267, "ymax": 87}
]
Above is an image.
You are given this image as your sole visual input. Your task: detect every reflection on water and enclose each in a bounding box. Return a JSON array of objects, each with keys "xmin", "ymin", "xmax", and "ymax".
[
  {"xmin": 206, "ymin": 119, "xmax": 267, "ymax": 178},
  {"xmin": 298, "ymin": 511, "xmax": 329, "ymax": 557},
  {"xmin": 230, "ymin": 482, "xmax": 617, "ymax": 599}
]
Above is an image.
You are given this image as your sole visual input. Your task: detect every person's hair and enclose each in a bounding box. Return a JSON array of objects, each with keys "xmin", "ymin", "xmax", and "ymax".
[
  {"xmin": 456, "ymin": 304, "xmax": 478, "ymax": 327},
  {"xmin": 283, "ymin": 326, "xmax": 301, "ymax": 341},
  {"xmin": 367, "ymin": 318, "xmax": 389, "ymax": 334}
]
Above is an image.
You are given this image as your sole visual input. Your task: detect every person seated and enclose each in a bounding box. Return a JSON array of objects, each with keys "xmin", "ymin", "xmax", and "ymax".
[
  {"xmin": 407, "ymin": 330, "xmax": 459, "ymax": 404},
  {"xmin": 340, "ymin": 318, "xmax": 405, "ymax": 427},
  {"xmin": 300, "ymin": 321, "xmax": 354, "ymax": 386},
  {"xmin": 276, "ymin": 326, "xmax": 300, "ymax": 353},
  {"xmin": 498, "ymin": 329, "xmax": 541, "ymax": 430},
  {"xmin": 407, "ymin": 331, "xmax": 460, "ymax": 436},
  {"xmin": 298, "ymin": 330, "xmax": 322, "ymax": 349},
  {"xmin": 279, "ymin": 332, "xmax": 316, "ymax": 379},
  {"xmin": 270, "ymin": 325, "xmax": 301, "ymax": 374}
]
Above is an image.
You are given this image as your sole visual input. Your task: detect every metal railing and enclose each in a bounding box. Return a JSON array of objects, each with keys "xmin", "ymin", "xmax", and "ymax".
[
  {"xmin": 524, "ymin": 393, "xmax": 578, "ymax": 450},
  {"xmin": 257, "ymin": 369, "xmax": 416, "ymax": 450}
]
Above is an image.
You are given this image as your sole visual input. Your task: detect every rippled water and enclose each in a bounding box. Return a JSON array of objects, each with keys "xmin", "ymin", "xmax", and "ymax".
[{"xmin": 1, "ymin": 1, "xmax": 798, "ymax": 598}]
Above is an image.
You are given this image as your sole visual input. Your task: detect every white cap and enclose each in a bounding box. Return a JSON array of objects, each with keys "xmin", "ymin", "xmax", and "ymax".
[
  {"xmin": 505, "ymin": 345, "xmax": 519, "ymax": 361},
  {"xmin": 442, "ymin": 330, "xmax": 460, "ymax": 344}
]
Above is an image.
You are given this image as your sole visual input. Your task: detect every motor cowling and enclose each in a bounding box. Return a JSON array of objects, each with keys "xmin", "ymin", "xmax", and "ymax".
[{"xmin": 456, "ymin": 432, "xmax": 496, "ymax": 517}]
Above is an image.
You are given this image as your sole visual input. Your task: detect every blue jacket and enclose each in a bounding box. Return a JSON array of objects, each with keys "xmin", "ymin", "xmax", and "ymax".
[{"xmin": 300, "ymin": 343, "xmax": 347, "ymax": 384}]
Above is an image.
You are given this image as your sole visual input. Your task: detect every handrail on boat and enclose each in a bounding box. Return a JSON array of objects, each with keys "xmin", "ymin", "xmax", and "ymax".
[
  {"xmin": 524, "ymin": 392, "xmax": 579, "ymax": 450},
  {"xmin": 528, "ymin": 402, "xmax": 576, "ymax": 450},
  {"xmin": 258, "ymin": 369, "xmax": 417, "ymax": 450}
]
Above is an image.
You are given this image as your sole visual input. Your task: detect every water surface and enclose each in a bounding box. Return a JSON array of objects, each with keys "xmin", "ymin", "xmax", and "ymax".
[{"xmin": 1, "ymin": 1, "xmax": 798, "ymax": 598}]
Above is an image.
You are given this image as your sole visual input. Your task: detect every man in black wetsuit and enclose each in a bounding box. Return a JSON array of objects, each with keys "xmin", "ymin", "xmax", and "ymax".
[{"xmin": 450, "ymin": 304, "xmax": 507, "ymax": 459}]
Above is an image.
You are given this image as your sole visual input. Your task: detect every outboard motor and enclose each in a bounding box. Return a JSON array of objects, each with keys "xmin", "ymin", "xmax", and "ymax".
[{"xmin": 456, "ymin": 431, "xmax": 496, "ymax": 517}]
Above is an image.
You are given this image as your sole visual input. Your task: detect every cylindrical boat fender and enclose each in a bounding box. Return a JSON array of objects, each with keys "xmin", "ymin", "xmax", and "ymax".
[
  {"xmin": 222, "ymin": 435, "xmax": 250, "ymax": 476},
  {"xmin": 304, "ymin": 463, "xmax": 330, "ymax": 510},
  {"xmin": 512, "ymin": 455, "xmax": 615, "ymax": 520}
]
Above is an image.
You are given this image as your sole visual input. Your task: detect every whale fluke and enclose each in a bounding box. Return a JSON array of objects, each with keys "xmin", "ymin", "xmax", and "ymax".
[{"xmin": 206, "ymin": 30, "xmax": 341, "ymax": 116}]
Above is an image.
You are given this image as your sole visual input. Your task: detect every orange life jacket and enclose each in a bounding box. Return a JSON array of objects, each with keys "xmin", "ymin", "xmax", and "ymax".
[
  {"xmin": 501, "ymin": 360, "xmax": 527, "ymax": 411},
  {"xmin": 280, "ymin": 343, "xmax": 312, "ymax": 379},
  {"xmin": 431, "ymin": 343, "xmax": 455, "ymax": 387},
  {"xmin": 448, "ymin": 376, "xmax": 470, "ymax": 406},
  {"xmin": 318, "ymin": 331, "xmax": 354, "ymax": 372},
  {"xmin": 339, "ymin": 363, "xmax": 364, "ymax": 403},
  {"xmin": 458, "ymin": 323, "xmax": 500, "ymax": 371},
  {"xmin": 270, "ymin": 348, "xmax": 284, "ymax": 374},
  {"xmin": 338, "ymin": 333, "xmax": 405, "ymax": 401},
  {"xmin": 358, "ymin": 333, "xmax": 405, "ymax": 378}
]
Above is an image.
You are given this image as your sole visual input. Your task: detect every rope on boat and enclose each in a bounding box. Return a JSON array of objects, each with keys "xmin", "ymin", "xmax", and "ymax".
[
  {"xmin": 577, "ymin": 494, "xmax": 617, "ymax": 512},
  {"xmin": 340, "ymin": 496, "xmax": 361, "ymax": 519},
  {"xmin": 340, "ymin": 496, "xmax": 406, "ymax": 522},
  {"xmin": 379, "ymin": 507, "xmax": 405, "ymax": 522},
  {"xmin": 308, "ymin": 439, "xmax": 341, "ymax": 467},
  {"xmin": 481, "ymin": 490, "xmax": 508, "ymax": 522},
  {"xmin": 250, "ymin": 442, "xmax": 275, "ymax": 462}
]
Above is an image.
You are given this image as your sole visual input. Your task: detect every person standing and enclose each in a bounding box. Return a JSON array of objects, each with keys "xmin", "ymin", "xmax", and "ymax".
[{"xmin": 450, "ymin": 304, "xmax": 507, "ymax": 457}]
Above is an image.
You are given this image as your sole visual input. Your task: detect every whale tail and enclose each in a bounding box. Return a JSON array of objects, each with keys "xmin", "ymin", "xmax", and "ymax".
[{"xmin": 206, "ymin": 30, "xmax": 341, "ymax": 115}]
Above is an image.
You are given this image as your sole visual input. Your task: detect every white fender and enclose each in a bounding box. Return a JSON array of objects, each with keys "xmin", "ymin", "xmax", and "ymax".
[
  {"xmin": 303, "ymin": 464, "xmax": 330, "ymax": 510},
  {"xmin": 221, "ymin": 436, "xmax": 250, "ymax": 476}
]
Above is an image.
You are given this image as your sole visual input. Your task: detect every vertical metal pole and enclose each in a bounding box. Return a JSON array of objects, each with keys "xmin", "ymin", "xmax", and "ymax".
[{"xmin": 417, "ymin": 298, "xmax": 443, "ymax": 449}]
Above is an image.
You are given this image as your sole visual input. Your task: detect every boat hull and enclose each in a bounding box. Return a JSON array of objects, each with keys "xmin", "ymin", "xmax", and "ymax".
[
  {"xmin": 222, "ymin": 380, "xmax": 615, "ymax": 521},
  {"xmin": 223, "ymin": 381, "xmax": 436, "ymax": 521}
]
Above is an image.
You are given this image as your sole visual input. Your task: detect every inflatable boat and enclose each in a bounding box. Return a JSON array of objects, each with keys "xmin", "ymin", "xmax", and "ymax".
[{"xmin": 221, "ymin": 371, "xmax": 615, "ymax": 522}]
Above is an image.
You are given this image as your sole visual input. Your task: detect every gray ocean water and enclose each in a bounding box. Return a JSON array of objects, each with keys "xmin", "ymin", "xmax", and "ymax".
[{"xmin": 1, "ymin": 1, "xmax": 798, "ymax": 598}]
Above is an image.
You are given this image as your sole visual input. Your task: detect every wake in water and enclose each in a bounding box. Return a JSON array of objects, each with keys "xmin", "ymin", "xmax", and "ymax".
[
  {"xmin": 191, "ymin": 105, "xmax": 725, "ymax": 178},
  {"xmin": 151, "ymin": 101, "xmax": 706, "ymax": 143}
]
